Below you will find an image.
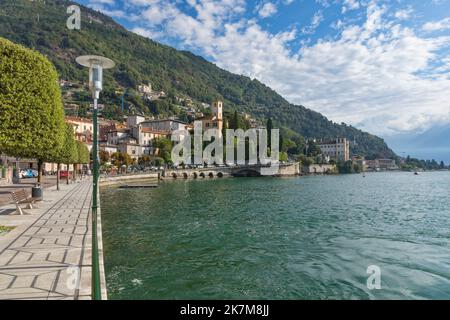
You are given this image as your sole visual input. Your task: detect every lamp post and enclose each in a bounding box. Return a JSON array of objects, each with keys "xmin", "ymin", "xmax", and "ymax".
[{"xmin": 76, "ymin": 55, "xmax": 115, "ymax": 300}]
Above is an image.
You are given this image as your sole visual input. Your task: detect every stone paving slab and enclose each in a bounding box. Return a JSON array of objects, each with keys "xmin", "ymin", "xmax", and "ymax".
[{"xmin": 0, "ymin": 179, "xmax": 107, "ymax": 300}]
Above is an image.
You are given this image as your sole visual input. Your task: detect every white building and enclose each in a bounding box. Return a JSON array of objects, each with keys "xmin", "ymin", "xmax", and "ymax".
[
  {"xmin": 106, "ymin": 128, "xmax": 128, "ymax": 146},
  {"xmin": 140, "ymin": 119, "xmax": 191, "ymax": 133},
  {"xmin": 138, "ymin": 83, "xmax": 152, "ymax": 94},
  {"xmin": 317, "ymin": 138, "xmax": 350, "ymax": 162},
  {"xmin": 127, "ymin": 115, "xmax": 146, "ymax": 128}
]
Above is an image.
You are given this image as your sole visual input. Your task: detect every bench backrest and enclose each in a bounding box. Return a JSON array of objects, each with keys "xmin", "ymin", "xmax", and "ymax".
[{"xmin": 11, "ymin": 189, "xmax": 29, "ymax": 203}]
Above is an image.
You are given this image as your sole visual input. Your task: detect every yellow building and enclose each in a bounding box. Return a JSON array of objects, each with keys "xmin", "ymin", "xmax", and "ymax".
[
  {"xmin": 200, "ymin": 101, "xmax": 223, "ymax": 133},
  {"xmin": 65, "ymin": 116, "xmax": 93, "ymax": 143}
]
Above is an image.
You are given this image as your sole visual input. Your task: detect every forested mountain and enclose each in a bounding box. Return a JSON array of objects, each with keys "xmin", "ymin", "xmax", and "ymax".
[{"xmin": 0, "ymin": 0, "xmax": 396, "ymax": 159}]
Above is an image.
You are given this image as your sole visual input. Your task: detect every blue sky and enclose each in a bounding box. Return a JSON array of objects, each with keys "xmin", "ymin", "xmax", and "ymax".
[{"xmin": 80, "ymin": 0, "xmax": 450, "ymax": 141}]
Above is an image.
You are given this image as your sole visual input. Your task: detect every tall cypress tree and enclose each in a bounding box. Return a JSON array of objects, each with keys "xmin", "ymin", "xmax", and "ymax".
[{"xmin": 266, "ymin": 118, "xmax": 273, "ymax": 150}]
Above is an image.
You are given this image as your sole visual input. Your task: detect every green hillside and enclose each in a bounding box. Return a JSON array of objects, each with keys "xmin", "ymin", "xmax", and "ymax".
[{"xmin": 0, "ymin": 0, "xmax": 396, "ymax": 159}]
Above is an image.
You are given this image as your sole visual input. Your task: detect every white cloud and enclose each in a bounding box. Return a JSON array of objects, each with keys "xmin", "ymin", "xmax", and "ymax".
[
  {"xmin": 423, "ymin": 18, "xmax": 450, "ymax": 32},
  {"xmin": 342, "ymin": 0, "xmax": 360, "ymax": 14},
  {"xmin": 394, "ymin": 8, "xmax": 413, "ymax": 21},
  {"xmin": 258, "ymin": 2, "xmax": 277, "ymax": 18},
  {"xmin": 89, "ymin": 0, "xmax": 115, "ymax": 4},
  {"xmin": 107, "ymin": 0, "xmax": 450, "ymax": 136},
  {"xmin": 302, "ymin": 11, "xmax": 324, "ymax": 34}
]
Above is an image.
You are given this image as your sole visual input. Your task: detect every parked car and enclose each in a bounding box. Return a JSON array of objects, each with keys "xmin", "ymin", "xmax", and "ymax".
[
  {"xmin": 59, "ymin": 170, "xmax": 69, "ymax": 178},
  {"xmin": 19, "ymin": 169, "xmax": 34, "ymax": 179}
]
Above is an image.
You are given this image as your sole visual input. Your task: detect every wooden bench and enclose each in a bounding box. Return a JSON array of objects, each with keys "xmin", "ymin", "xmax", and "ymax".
[{"xmin": 10, "ymin": 189, "xmax": 36, "ymax": 215}]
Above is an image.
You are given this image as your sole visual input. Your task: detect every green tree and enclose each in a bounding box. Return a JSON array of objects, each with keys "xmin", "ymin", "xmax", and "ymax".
[
  {"xmin": 306, "ymin": 140, "xmax": 322, "ymax": 157},
  {"xmin": 337, "ymin": 160, "xmax": 361, "ymax": 174},
  {"xmin": 46, "ymin": 123, "xmax": 77, "ymax": 190},
  {"xmin": 99, "ymin": 150, "xmax": 110, "ymax": 166},
  {"xmin": 75, "ymin": 141, "xmax": 90, "ymax": 179},
  {"xmin": 64, "ymin": 127, "xmax": 78, "ymax": 185},
  {"xmin": 111, "ymin": 152, "xmax": 134, "ymax": 168},
  {"xmin": 139, "ymin": 155, "xmax": 151, "ymax": 166},
  {"xmin": 266, "ymin": 118, "xmax": 273, "ymax": 148},
  {"xmin": 153, "ymin": 137, "xmax": 173, "ymax": 164},
  {"xmin": 297, "ymin": 154, "xmax": 314, "ymax": 166},
  {"xmin": 0, "ymin": 37, "xmax": 65, "ymax": 184},
  {"xmin": 229, "ymin": 110, "xmax": 241, "ymax": 130}
]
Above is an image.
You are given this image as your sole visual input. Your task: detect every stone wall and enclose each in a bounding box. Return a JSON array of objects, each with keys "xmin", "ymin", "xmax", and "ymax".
[
  {"xmin": 99, "ymin": 173, "xmax": 159, "ymax": 186},
  {"xmin": 278, "ymin": 163, "xmax": 300, "ymax": 176},
  {"xmin": 302, "ymin": 164, "xmax": 336, "ymax": 174}
]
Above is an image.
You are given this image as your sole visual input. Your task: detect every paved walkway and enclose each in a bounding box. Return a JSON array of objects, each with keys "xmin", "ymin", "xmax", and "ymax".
[{"xmin": 0, "ymin": 179, "xmax": 106, "ymax": 300}]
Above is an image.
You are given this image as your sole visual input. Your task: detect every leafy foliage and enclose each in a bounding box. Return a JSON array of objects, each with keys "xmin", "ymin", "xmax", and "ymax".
[
  {"xmin": 76, "ymin": 140, "xmax": 90, "ymax": 164},
  {"xmin": 401, "ymin": 156, "xmax": 448, "ymax": 171},
  {"xmin": 153, "ymin": 137, "xmax": 173, "ymax": 164},
  {"xmin": 0, "ymin": 36, "xmax": 65, "ymax": 162},
  {"xmin": 337, "ymin": 160, "xmax": 362, "ymax": 174},
  {"xmin": 111, "ymin": 152, "xmax": 134, "ymax": 167}
]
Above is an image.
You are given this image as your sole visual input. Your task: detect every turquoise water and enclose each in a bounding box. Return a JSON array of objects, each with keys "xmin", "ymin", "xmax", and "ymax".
[{"xmin": 101, "ymin": 172, "xmax": 450, "ymax": 299}]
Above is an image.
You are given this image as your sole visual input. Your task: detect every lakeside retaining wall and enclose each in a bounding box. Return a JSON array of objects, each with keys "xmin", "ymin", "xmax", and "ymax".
[{"xmin": 99, "ymin": 173, "xmax": 159, "ymax": 186}]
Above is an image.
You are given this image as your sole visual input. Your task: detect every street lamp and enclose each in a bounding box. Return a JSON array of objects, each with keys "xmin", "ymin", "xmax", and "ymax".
[{"xmin": 76, "ymin": 55, "xmax": 115, "ymax": 300}]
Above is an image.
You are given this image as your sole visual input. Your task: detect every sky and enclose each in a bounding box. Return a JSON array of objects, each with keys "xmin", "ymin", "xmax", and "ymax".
[{"xmin": 79, "ymin": 0, "xmax": 450, "ymax": 141}]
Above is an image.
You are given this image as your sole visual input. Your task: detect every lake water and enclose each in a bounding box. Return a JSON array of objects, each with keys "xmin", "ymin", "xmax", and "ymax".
[{"xmin": 101, "ymin": 172, "xmax": 450, "ymax": 299}]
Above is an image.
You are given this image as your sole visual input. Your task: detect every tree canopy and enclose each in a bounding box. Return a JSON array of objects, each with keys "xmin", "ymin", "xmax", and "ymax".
[
  {"xmin": 76, "ymin": 140, "xmax": 90, "ymax": 164},
  {"xmin": 0, "ymin": 37, "xmax": 65, "ymax": 162}
]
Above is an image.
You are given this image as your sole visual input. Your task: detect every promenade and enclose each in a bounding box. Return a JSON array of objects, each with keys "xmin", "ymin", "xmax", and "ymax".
[{"xmin": 0, "ymin": 179, "xmax": 106, "ymax": 300}]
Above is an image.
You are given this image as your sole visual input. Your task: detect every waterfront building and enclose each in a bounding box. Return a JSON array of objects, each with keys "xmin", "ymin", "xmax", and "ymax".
[
  {"xmin": 99, "ymin": 144, "xmax": 118, "ymax": 156},
  {"xmin": 366, "ymin": 159, "xmax": 397, "ymax": 170},
  {"xmin": 106, "ymin": 128, "xmax": 129, "ymax": 146},
  {"xmin": 140, "ymin": 119, "xmax": 191, "ymax": 133},
  {"xmin": 127, "ymin": 115, "xmax": 146, "ymax": 127},
  {"xmin": 99, "ymin": 120, "xmax": 127, "ymax": 143},
  {"xmin": 199, "ymin": 101, "xmax": 223, "ymax": 133},
  {"xmin": 317, "ymin": 138, "xmax": 350, "ymax": 161},
  {"xmin": 118, "ymin": 137, "xmax": 141, "ymax": 161},
  {"xmin": 65, "ymin": 116, "xmax": 94, "ymax": 143}
]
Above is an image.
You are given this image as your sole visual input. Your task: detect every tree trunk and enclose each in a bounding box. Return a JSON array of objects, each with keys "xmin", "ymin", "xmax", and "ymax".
[
  {"xmin": 37, "ymin": 159, "xmax": 43, "ymax": 184},
  {"xmin": 73, "ymin": 164, "xmax": 77, "ymax": 181},
  {"xmin": 66, "ymin": 163, "xmax": 70, "ymax": 185},
  {"xmin": 56, "ymin": 163, "xmax": 60, "ymax": 191}
]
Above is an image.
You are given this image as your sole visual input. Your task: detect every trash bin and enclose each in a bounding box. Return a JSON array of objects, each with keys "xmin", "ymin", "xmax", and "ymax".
[{"xmin": 32, "ymin": 184, "xmax": 43, "ymax": 201}]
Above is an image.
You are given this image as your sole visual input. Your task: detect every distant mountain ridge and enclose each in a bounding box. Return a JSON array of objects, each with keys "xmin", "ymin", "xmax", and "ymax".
[
  {"xmin": 386, "ymin": 124, "xmax": 450, "ymax": 164},
  {"xmin": 0, "ymin": 0, "xmax": 397, "ymax": 159}
]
